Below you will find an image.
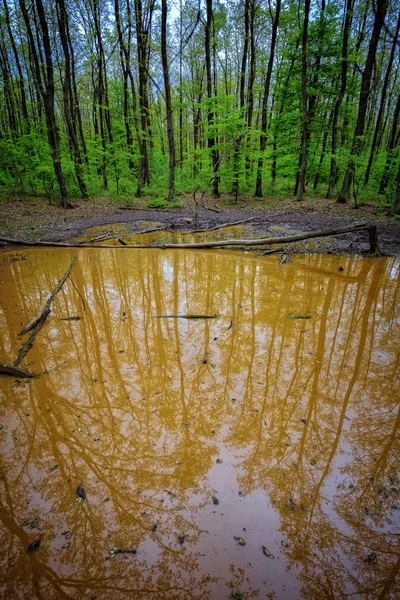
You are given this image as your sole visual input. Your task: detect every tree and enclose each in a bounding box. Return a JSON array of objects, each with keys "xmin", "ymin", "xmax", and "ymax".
[
  {"xmin": 296, "ymin": 0, "xmax": 311, "ymax": 202},
  {"xmin": 337, "ymin": 0, "xmax": 388, "ymax": 204},
  {"xmin": 161, "ymin": 0, "xmax": 176, "ymax": 199},
  {"xmin": 254, "ymin": 0, "xmax": 281, "ymax": 197}
]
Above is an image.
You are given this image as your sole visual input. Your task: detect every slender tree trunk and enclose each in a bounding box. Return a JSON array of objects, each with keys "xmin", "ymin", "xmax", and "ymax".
[
  {"xmin": 255, "ymin": 0, "xmax": 281, "ymax": 196},
  {"xmin": 326, "ymin": 0, "xmax": 352, "ymax": 198},
  {"xmin": 232, "ymin": 0, "xmax": 249, "ymax": 198},
  {"xmin": 115, "ymin": 0, "xmax": 134, "ymax": 171},
  {"xmin": 390, "ymin": 160, "xmax": 400, "ymax": 215},
  {"xmin": 179, "ymin": 0, "xmax": 184, "ymax": 167},
  {"xmin": 296, "ymin": 0, "xmax": 310, "ymax": 201},
  {"xmin": 20, "ymin": 0, "xmax": 70, "ymax": 208},
  {"xmin": 245, "ymin": 0, "xmax": 256, "ymax": 179},
  {"xmin": 134, "ymin": 0, "xmax": 153, "ymax": 195},
  {"xmin": 380, "ymin": 91, "xmax": 400, "ymax": 194},
  {"xmin": 313, "ymin": 109, "xmax": 333, "ymax": 190},
  {"xmin": 205, "ymin": 0, "xmax": 219, "ymax": 195},
  {"xmin": 161, "ymin": 0, "xmax": 175, "ymax": 199},
  {"xmin": 338, "ymin": 0, "xmax": 388, "ymax": 204},
  {"xmin": 3, "ymin": 0, "xmax": 29, "ymax": 131},
  {"xmin": 56, "ymin": 0, "xmax": 88, "ymax": 199},
  {"xmin": 364, "ymin": 11, "xmax": 400, "ymax": 185}
]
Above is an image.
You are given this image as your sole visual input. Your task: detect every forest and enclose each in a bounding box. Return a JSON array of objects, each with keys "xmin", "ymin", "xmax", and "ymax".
[{"xmin": 0, "ymin": 0, "xmax": 399, "ymax": 214}]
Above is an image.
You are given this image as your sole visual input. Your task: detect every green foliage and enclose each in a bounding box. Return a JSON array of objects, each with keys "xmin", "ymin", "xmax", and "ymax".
[
  {"xmin": 0, "ymin": 0, "xmax": 398, "ymax": 212},
  {"xmin": 147, "ymin": 198, "xmax": 167, "ymax": 209}
]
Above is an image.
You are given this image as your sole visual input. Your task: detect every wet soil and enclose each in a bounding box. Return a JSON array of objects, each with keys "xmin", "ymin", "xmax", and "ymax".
[
  {"xmin": 0, "ymin": 248, "xmax": 399, "ymax": 599},
  {"xmin": 1, "ymin": 194, "xmax": 400, "ymax": 255}
]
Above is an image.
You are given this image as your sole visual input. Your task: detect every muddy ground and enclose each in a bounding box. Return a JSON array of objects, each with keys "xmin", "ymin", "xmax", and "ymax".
[{"xmin": 1, "ymin": 194, "xmax": 400, "ymax": 255}]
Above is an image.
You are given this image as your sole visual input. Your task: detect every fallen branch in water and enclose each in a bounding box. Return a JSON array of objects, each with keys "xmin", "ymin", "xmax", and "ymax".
[
  {"xmin": 0, "ymin": 363, "xmax": 36, "ymax": 378},
  {"xmin": 20, "ymin": 257, "xmax": 77, "ymax": 335},
  {"xmin": 154, "ymin": 314, "xmax": 220, "ymax": 319},
  {"xmin": 15, "ymin": 307, "xmax": 51, "ymax": 366},
  {"xmin": 0, "ymin": 223, "xmax": 379, "ymax": 253}
]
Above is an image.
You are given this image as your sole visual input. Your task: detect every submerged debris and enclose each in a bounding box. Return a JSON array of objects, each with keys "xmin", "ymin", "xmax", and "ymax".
[
  {"xmin": 27, "ymin": 539, "xmax": 41, "ymax": 553},
  {"xmin": 234, "ymin": 536, "xmax": 246, "ymax": 546},
  {"xmin": 262, "ymin": 545, "xmax": 274, "ymax": 558},
  {"xmin": 212, "ymin": 496, "xmax": 219, "ymax": 505},
  {"xmin": 76, "ymin": 487, "xmax": 86, "ymax": 500},
  {"xmin": 288, "ymin": 313, "xmax": 312, "ymax": 319},
  {"xmin": 366, "ymin": 553, "xmax": 377, "ymax": 565},
  {"xmin": 231, "ymin": 591, "xmax": 244, "ymax": 600},
  {"xmin": 60, "ymin": 316, "xmax": 81, "ymax": 321},
  {"xmin": 109, "ymin": 547, "xmax": 137, "ymax": 558}
]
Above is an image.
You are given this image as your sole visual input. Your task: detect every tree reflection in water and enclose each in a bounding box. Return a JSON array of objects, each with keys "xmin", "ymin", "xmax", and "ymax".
[{"xmin": 0, "ymin": 249, "xmax": 399, "ymax": 599}]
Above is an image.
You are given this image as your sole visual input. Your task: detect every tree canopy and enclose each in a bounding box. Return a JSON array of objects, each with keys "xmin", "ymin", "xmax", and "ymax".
[{"xmin": 0, "ymin": 0, "xmax": 399, "ymax": 212}]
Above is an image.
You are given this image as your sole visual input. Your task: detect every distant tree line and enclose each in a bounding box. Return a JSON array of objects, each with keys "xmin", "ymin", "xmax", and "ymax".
[{"xmin": 0, "ymin": 0, "xmax": 399, "ymax": 213}]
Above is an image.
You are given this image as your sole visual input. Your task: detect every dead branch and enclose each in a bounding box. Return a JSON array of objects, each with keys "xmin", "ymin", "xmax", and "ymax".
[
  {"xmin": 0, "ymin": 363, "xmax": 36, "ymax": 378},
  {"xmin": 15, "ymin": 308, "xmax": 51, "ymax": 366},
  {"xmin": 20, "ymin": 257, "xmax": 77, "ymax": 335}
]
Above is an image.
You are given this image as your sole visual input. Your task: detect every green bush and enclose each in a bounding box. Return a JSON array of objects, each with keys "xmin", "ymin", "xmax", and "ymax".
[{"xmin": 147, "ymin": 198, "xmax": 167, "ymax": 209}]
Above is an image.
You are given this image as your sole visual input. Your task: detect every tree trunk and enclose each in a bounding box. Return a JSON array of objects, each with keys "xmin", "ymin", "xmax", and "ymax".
[
  {"xmin": 3, "ymin": 0, "xmax": 29, "ymax": 131},
  {"xmin": 337, "ymin": 0, "xmax": 388, "ymax": 204},
  {"xmin": 20, "ymin": 0, "xmax": 70, "ymax": 208},
  {"xmin": 232, "ymin": 0, "xmax": 249, "ymax": 198},
  {"xmin": 134, "ymin": 0, "xmax": 153, "ymax": 195},
  {"xmin": 296, "ymin": 0, "xmax": 310, "ymax": 202},
  {"xmin": 390, "ymin": 160, "xmax": 400, "ymax": 215},
  {"xmin": 254, "ymin": 0, "xmax": 281, "ymax": 196},
  {"xmin": 380, "ymin": 92, "xmax": 400, "ymax": 194},
  {"xmin": 326, "ymin": 0, "xmax": 352, "ymax": 198},
  {"xmin": 205, "ymin": 0, "xmax": 219, "ymax": 195},
  {"xmin": 161, "ymin": 0, "xmax": 176, "ymax": 199},
  {"xmin": 56, "ymin": 0, "xmax": 88, "ymax": 199},
  {"xmin": 364, "ymin": 11, "xmax": 400, "ymax": 185}
]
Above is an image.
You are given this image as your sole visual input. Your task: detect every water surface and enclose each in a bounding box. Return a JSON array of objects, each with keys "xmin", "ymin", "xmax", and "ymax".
[{"xmin": 0, "ymin": 248, "xmax": 399, "ymax": 599}]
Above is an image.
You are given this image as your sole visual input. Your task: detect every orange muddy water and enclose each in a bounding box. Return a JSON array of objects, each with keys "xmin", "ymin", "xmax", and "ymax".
[{"xmin": 0, "ymin": 248, "xmax": 399, "ymax": 600}]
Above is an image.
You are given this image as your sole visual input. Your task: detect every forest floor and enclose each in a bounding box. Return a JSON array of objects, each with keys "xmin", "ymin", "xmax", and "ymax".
[{"xmin": 1, "ymin": 193, "xmax": 400, "ymax": 255}]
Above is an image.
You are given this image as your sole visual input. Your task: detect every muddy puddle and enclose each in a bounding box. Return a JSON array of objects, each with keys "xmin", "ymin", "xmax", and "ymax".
[
  {"xmin": 72, "ymin": 223, "xmax": 261, "ymax": 247},
  {"xmin": 0, "ymin": 248, "xmax": 399, "ymax": 599}
]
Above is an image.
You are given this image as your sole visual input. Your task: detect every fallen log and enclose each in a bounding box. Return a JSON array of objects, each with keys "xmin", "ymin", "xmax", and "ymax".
[
  {"xmin": 20, "ymin": 257, "xmax": 77, "ymax": 335},
  {"xmin": 0, "ymin": 363, "xmax": 36, "ymax": 378},
  {"xmin": 0, "ymin": 223, "xmax": 378, "ymax": 252}
]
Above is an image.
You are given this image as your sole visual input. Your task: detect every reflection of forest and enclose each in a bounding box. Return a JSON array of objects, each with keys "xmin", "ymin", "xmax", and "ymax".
[{"xmin": 0, "ymin": 249, "xmax": 399, "ymax": 599}]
